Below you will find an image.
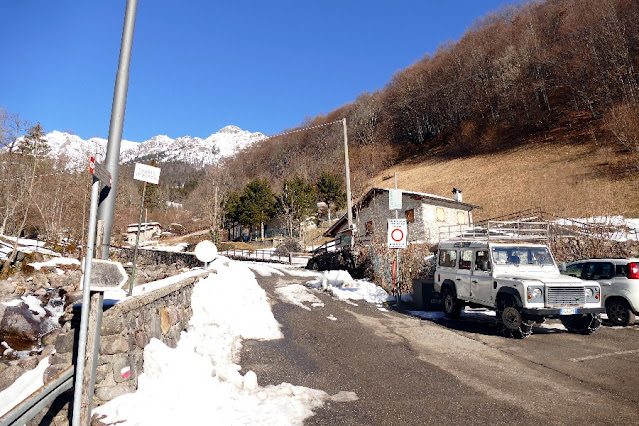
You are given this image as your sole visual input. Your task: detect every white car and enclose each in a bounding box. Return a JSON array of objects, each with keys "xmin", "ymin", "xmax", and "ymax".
[
  {"xmin": 562, "ymin": 258, "xmax": 639, "ymax": 326},
  {"xmin": 435, "ymin": 240, "xmax": 603, "ymax": 338}
]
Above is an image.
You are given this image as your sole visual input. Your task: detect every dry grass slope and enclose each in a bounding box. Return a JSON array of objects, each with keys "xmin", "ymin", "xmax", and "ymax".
[{"xmin": 370, "ymin": 141, "xmax": 639, "ymax": 220}]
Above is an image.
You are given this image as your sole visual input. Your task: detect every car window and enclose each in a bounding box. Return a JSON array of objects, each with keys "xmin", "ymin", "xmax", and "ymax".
[
  {"xmin": 564, "ymin": 263, "xmax": 583, "ymax": 277},
  {"xmin": 583, "ymin": 262, "xmax": 614, "ymax": 280},
  {"xmin": 615, "ymin": 264, "xmax": 629, "ymax": 277},
  {"xmin": 439, "ymin": 249, "xmax": 457, "ymax": 267},
  {"xmin": 475, "ymin": 250, "xmax": 490, "ymax": 271},
  {"xmin": 459, "ymin": 250, "xmax": 472, "ymax": 270}
]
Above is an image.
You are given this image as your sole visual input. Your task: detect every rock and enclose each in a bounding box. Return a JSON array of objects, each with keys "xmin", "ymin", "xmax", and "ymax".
[
  {"xmin": 42, "ymin": 328, "xmax": 61, "ymax": 346},
  {"xmin": 94, "ymin": 383, "xmax": 136, "ymax": 402},
  {"xmin": 38, "ymin": 344, "xmax": 56, "ymax": 361},
  {"xmin": 17, "ymin": 356, "xmax": 38, "ymax": 370},
  {"xmin": 0, "ymin": 364, "xmax": 28, "ymax": 392},
  {"xmin": 0, "ymin": 280, "xmax": 16, "ymax": 297},
  {"xmin": 0, "ymin": 303, "xmax": 44, "ymax": 351},
  {"xmin": 54, "ymin": 330, "xmax": 75, "ymax": 354},
  {"xmin": 43, "ymin": 363, "xmax": 72, "ymax": 383},
  {"xmin": 100, "ymin": 335, "xmax": 130, "ymax": 355}
]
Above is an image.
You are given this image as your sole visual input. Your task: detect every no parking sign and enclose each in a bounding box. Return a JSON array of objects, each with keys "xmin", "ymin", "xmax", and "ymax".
[{"xmin": 387, "ymin": 218, "xmax": 407, "ymax": 249}]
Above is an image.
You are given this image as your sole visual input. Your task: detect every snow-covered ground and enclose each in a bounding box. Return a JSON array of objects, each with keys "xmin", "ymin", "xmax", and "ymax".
[
  {"xmin": 0, "ymin": 256, "xmax": 384, "ymax": 424},
  {"xmin": 92, "ymin": 257, "xmax": 366, "ymax": 425}
]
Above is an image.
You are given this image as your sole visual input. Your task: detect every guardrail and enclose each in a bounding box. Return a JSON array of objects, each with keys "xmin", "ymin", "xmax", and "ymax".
[
  {"xmin": 219, "ymin": 248, "xmax": 308, "ymax": 263},
  {"xmin": 0, "ymin": 366, "xmax": 73, "ymax": 426}
]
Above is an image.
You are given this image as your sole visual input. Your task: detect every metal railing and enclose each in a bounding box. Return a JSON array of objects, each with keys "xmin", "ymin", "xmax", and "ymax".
[
  {"xmin": 219, "ymin": 248, "xmax": 309, "ymax": 263},
  {"xmin": 439, "ymin": 220, "xmax": 551, "ymax": 242},
  {"xmin": 0, "ymin": 366, "xmax": 74, "ymax": 426}
]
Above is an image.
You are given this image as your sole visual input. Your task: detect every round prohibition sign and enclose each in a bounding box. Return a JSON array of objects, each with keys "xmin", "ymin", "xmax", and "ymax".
[{"xmin": 391, "ymin": 228, "xmax": 404, "ymax": 242}]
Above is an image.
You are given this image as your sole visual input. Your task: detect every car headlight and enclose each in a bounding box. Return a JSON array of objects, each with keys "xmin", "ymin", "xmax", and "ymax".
[
  {"xmin": 585, "ymin": 286, "xmax": 600, "ymax": 303},
  {"xmin": 527, "ymin": 286, "xmax": 544, "ymax": 302}
]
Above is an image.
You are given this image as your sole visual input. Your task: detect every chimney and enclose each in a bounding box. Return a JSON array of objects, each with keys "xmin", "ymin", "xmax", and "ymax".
[{"xmin": 452, "ymin": 188, "xmax": 462, "ymax": 202}]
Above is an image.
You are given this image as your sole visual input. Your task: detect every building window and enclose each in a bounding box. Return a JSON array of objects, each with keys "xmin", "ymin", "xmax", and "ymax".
[
  {"xmin": 436, "ymin": 207, "xmax": 445, "ymax": 222},
  {"xmin": 457, "ymin": 211, "xmax": 466, "ymax": 224},
  {"xmin": 405, "ymin": 209, "xmax": 415, "ymax": 223},
  {"xmin": 365, "ymin": 220, "xmax": 374, "ymax": 235}
]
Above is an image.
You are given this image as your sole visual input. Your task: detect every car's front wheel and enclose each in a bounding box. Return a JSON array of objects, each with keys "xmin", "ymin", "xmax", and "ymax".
[
  {"xmin": 606, "ymin": 299, "xmax": 636, "ymax": 327},
  {"xmin": 560, "ymin": 313, "xmax": 602, "ymax": 334},
  {"xmin": 497, "ymin": 295, "xmax": 534, "ymax": 339}
]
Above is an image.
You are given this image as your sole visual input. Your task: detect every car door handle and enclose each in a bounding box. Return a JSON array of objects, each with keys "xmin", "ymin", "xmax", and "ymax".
[
  {"xmin": 472, "ymin": 280, "xmax": 478, "ymax": 284},
  {"xmin": 456, "ymin": 278, "xmax": 461, "ymax": 281}
]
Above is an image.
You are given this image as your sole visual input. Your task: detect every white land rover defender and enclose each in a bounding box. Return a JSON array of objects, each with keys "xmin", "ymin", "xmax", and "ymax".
[{"xmin": 434, "ymin": 222, "xmax": 603, "ymax": 338}]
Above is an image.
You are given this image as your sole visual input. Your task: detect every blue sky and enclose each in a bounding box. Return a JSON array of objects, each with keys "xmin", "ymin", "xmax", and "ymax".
[{"xmin": 0, "ymin": 1, "xmax": 522, "ymax": 142}]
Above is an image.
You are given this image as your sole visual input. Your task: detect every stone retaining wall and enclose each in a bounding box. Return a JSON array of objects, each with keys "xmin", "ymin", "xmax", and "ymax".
[{"xmin": 45, "ymin": 269, "xmax": 210, "ymax": 423}]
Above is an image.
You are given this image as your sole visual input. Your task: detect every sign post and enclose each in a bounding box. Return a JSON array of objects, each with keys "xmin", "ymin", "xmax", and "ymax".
[
  {"xmin": 130, "ymin": 163, "xmax": 161, "ymax": 295},
  {"xmin": 388, "ymin": 173, "xmax": 404, "ymax": 307}
]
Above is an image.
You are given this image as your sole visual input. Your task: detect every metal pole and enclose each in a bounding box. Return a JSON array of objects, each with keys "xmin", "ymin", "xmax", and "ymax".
[
  {"xmin": 72, "ymin": 178, "xmax": 100, "ymax": 425},
  {"xmin": 395, "ymin": 172, "xmax": 400, "ymax": 307},
  {"xmin": 97, "ymin": 0, "xmax": 139, "ymax": 259},
  {"xmin": 342, "ymin": 118, "xmax": 353, "ymax": 230},
  {"xmin": 129, "ymin": 181, "xmax": 146, "ymax": 295}
]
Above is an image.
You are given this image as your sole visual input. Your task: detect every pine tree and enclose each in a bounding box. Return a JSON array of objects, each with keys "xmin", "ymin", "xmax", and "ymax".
[
  {"xmin": 239, "ymin": 178, "xmax": 275, "ymax": 241},
  {"xmin": 17, "ymin": 123, "xmax": 50, "ymax": 159},
  {"xmin": 277, "ymin": 175, "xmax": 315, "ymax": 237},
  {"xmin": 316, "ymin": 171, "xmax": 345, "ymax": 225}
]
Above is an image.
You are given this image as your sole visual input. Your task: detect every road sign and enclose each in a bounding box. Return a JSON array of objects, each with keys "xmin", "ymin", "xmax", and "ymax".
[
  {"xmin": 89, "ymin": 157, "xmax": 112, "ymax": 187},
  {"xmin": 388, "ymin": 218, "xmax": 407, "ymax": 249},
  {"xmin": 194, "ymin": 240, "xmax": 218, "ymax": 263},
  {"xmin": 82, "ymin": 259, "xmax": 128, "ymax": 292},
  {"xmin": 389, "ymin": 189, "xmax": 402, "ymax": 210},
  {"xmin": 134, "ymin": 163, "xmax": 161, "ymax": 184}
]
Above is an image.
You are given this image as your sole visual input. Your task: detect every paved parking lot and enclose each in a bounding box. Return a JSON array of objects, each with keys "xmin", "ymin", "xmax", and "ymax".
[{"xmin": 243, "ymin": 272, "xmax": 639, "ymax": 425}]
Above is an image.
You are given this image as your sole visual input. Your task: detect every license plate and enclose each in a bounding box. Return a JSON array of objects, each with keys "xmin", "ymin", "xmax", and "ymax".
[{"xmin": 560, "ymin": 308, "xmax": 577, "ymax": 315}]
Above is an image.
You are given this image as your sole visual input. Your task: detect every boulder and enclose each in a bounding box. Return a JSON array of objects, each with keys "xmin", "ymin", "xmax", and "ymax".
[{"xmin": 0, "ymin": 302, "xmax": 46, "ymax": 351}]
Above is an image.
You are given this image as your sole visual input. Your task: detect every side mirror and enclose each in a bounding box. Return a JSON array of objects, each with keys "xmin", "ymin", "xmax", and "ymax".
[{"xmin": 559, "ymin": 262, "xmax": 567, "ymax": 272}]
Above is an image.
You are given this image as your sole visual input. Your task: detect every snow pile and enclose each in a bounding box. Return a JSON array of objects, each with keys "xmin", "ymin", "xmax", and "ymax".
[
  {"xmin": 0, "ymin": 358, "xmax": 50, "ymax": 417},
  {"xmin": 307, "ymin": 270, "xmax": 389, "ymax": 304},
  {"xmin": 28, "ymin": 257, "xmax": 80, "ymax": 271},
  {"xmin": 92, "ymin": 258, "xmax": 330, "ymax": 425}
]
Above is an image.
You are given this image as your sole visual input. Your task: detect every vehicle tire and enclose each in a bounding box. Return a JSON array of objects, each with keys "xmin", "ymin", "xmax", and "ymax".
[
  {"xmin": 606, "ymin": 299, "xmax": 636, "ymax": 327},
  {"xmin": 497, "ymin": 295, "xmax": 533, "ymax": 339},
  {"xmin": 560, "ymin": 313, "xmax": 602, "ymax": 335},
  {"xmin": 442, "ymin": 286, "xmax": 462, "ymax": 319}
]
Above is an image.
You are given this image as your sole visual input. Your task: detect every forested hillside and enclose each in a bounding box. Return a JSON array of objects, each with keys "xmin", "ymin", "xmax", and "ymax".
[
  {"xmin": 2, "ymin": 0, "xmax": 638, "ymax": 249},
  {"xmin": 221, "ymin": 0, "xmax": 639, "ymax": 211}
]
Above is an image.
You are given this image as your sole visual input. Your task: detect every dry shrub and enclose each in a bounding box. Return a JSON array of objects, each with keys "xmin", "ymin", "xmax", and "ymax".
[
  {"xmin": 357, "ymin": 242, "xmax": 435, "ymax": 294},
  {"xmin": 604, "ymin": 101, "xmax": 639, "ymax": 153}
]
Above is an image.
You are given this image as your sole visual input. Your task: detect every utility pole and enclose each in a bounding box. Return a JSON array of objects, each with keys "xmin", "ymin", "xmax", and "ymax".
[
  {"xmin": 342, "ymin": 118, "xmax": 353, "ymax": 230},
  {"xmin": 97, "ymin": 0, "xmax": 139, "ymax": 260}
]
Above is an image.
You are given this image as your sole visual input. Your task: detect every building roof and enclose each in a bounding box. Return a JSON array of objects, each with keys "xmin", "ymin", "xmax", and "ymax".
[{"xmin": 323, "ymin": 187, "xmax": 482, "ymax": 237}]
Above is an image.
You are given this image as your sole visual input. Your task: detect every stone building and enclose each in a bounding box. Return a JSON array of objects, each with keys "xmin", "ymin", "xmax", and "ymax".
[{"xmin": 324, "ymin": 187, "xmax": 480, "ymax": 244}]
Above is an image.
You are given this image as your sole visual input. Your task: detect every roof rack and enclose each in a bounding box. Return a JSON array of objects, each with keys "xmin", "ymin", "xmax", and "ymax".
[{"xmin": 439, "ymin": 220, "xmax": 550, "ymax": 242}]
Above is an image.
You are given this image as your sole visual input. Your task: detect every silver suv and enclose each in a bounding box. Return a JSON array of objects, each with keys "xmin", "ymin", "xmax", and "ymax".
[
  {"xmin": 561, "ymin": 258, "xmax": 639, "ymax": 326},
  {"xmin": 435, "ymin": 240, "xmax": 603, "ymax": 338}
]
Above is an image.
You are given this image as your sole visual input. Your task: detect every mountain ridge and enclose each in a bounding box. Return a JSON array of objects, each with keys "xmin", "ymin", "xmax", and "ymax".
[{"xmin": 42, "ymin": 125, "xmax": 266, "ymax": 171}]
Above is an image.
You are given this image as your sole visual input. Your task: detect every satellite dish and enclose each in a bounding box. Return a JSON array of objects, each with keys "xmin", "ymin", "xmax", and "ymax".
[{"xmin": 194, "ymin": 240, "xmax": 217, "ymax": 264}]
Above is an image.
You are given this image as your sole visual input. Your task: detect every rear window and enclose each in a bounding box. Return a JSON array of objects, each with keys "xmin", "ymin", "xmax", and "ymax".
[{"xmin": 616, "ymin": 264, "xmax": 629, "ymax": 277}]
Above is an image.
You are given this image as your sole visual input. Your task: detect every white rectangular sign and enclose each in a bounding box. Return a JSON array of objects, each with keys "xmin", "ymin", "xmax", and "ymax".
[
  {"xmin": 389, "ymin": 189, "xmax": 402, "ymax": 210},
  {"xmin": 387, "ymin": 218, "xmax": 407, "ymax": 249},
  {"xmin": 134, "ymin": 163, "xmax": 161, "ymax": 184}
]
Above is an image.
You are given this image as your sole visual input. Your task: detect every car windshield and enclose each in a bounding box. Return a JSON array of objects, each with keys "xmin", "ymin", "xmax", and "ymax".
[{"xmin": 491, "ymin": 246, "xmax": 554, "ymax": 266}]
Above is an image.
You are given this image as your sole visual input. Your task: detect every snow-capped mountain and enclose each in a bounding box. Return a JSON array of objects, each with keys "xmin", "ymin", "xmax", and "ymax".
[{"xmin": 41, "ymin": 125, "xmax": 265, "ymax": 171}]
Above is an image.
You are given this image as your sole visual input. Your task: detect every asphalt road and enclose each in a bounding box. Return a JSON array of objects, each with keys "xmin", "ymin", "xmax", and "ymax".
[{"xmin": 240, "ymin": 268, "xmax": 639, "ymax": 426}]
